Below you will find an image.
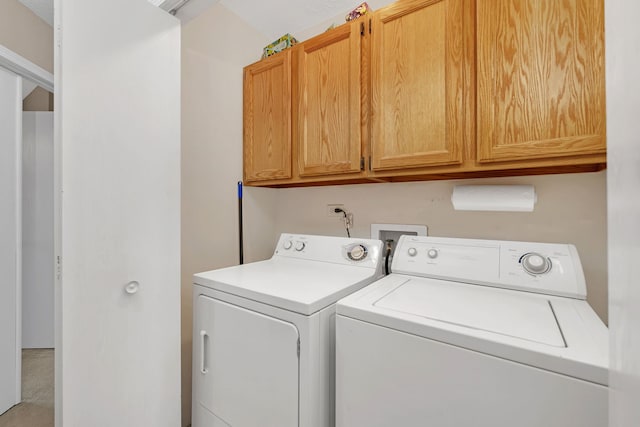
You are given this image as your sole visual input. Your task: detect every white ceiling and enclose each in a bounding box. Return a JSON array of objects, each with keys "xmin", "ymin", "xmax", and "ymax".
[
  {"xmin": 218, "ymin": 0, "xmax": 378, "ymax": 39},
  {"xmin": 17, "ymin": 0, "xmax": 389, "ymax": 39},
  {"xmin": 16, "ymin": 0, "xmax": 192, "ymax": 26}
]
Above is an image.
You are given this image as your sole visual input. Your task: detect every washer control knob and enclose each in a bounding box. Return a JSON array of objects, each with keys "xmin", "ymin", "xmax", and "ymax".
[
  {"xmin": 295, "ymin": 241, "xmax": 306, "ymax": 252},
  {"xmin": 521, "ymin": 253, "xmax": 551, "ymax": 275},
  {"xmin": 427, "ymin": 248, "xmax": 439, "ymax": 259},
  {"xmin": 347, "ymin": 244, "xmax": 368, "ymax": 261},
  {"xmin": 407, "ymin": 247, "xmax": 418, "ymax": 257},
  {"xmin": 283, "ymin": 240, "xmax": 293, "ymax": 250}
]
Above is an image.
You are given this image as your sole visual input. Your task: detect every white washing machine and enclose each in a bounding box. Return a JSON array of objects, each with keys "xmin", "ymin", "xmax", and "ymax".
[
  {"xmin": 192, "ymin": 233, "xmax": 383, "ymax": 427},
  {"xmin": 336, "ymin": 235, "xmax": 608, "ymax": 427}
]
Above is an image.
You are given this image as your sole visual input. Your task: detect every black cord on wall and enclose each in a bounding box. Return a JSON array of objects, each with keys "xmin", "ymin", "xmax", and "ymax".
[
  {"xmin": 384, "ymin": 239, "xmax": 394, "ymax": 275},
  {"xmin": 334, "ymin": 207, "xmax": 351, "ymax": 238}
]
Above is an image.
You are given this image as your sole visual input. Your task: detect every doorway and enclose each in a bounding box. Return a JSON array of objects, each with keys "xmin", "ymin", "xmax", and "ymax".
[{"xmin": 0, "ymin": 47, "xmax": 54, "ymax": 427}]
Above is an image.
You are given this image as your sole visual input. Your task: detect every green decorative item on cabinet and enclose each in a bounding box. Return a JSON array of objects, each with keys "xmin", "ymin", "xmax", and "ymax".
[{"xmin": 262, "ymin": 33, "xmax": 298, "ymax": 59}]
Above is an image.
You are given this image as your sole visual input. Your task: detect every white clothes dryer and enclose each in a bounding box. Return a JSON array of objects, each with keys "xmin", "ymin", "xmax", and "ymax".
[
  {"xmin": 192, "ymin": 233, "xmax": 383, "ymax": 427},
  {"xmin": 336, "ymin": 235, "xmax": 608, "ymax": 427}
]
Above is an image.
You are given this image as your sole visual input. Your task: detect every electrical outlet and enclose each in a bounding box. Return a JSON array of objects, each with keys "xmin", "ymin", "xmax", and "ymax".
[{"xmin": 327, "ymin": 204, "xmax": 344, "ymax": 217}]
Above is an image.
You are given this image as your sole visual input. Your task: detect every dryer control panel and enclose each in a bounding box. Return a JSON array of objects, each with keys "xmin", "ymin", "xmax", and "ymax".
[
  {"xmin": 274, "ymin": 234, "xmax": 383, "ymax": 270},
  {"xmin": 393, "ymin": 236, "xmax": 586, "ymax": 300}
]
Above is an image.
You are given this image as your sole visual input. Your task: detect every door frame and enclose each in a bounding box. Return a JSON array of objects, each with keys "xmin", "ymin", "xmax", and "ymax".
[
  {"xmin": 0, "ymin": 63, "xmax": 22, "ymax": 414},
  {"xmin": 0, "ymin": 45, "xmax": 54, "ymax": 93},
  {"xmin": 0, "ymin": 43, "xmax": 54, "ymax": 412}
]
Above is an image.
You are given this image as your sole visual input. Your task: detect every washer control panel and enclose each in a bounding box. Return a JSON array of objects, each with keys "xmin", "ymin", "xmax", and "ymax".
[
  {"xmin": 275, "ymin": 234, "xmax": 382, "ymax": 269},
  {"xmin": 394, "ymin": 236, "xmax": 586, "ymax": 299}
]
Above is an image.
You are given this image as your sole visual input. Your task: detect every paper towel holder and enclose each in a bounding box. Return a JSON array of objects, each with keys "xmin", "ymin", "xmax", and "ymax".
[{"xmin": 451, "ymin": 184, "xmax": 537, "ymax": 212}]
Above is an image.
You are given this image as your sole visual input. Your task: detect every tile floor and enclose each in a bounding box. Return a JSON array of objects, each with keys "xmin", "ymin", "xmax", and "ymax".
[{"xmin": 0, "ymin": 349, "xmax": 54, "ymax": 427}]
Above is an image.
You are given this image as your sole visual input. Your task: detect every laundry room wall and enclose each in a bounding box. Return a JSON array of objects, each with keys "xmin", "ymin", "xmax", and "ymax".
[
  {"xmin": 22, "ymin": 111, "xmax": 55, "ymax": 349},
  {"xmin": 271, "ymin": 172, "xmax": 609, "ymax": 323},
  {"xmin": 181, "ymin": 5, "xmax": 278, "ymax": 426}
]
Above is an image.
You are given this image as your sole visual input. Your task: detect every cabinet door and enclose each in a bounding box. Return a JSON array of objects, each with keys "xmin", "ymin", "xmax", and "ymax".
[
  {"xmin": 243, "ymin": 51, "xmax": 292, "ymax": 182},
  {"xmin": 370, "ymin": 0, "xmax": 464, "ymax": 171},
  {"xmin": 477, "ymin": 0, "xmax": 606, "ymax": 163},
  {"xmin": 296, "ymin": 22, "xmax": 362, "ymax": 177}
]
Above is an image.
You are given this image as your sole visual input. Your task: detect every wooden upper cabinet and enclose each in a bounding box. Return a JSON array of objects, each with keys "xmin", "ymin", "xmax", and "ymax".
[
  {"xmin": 370, "ymin": 0, "xmax": 465, "ymax": 171},
  {"xmin": 476, "ymin": 0, "xmax": 606, "ymax": 163},
  {"xmin": 243, "ymin": 51, "xmax": 292, "ymax": 182},
  {"xmin": 241, "ymin": 0, "xmax": 606, "ymax": 187},
  {"xmin": 295, "ymin": 21, "xmax": 363, "ymax": 177}
]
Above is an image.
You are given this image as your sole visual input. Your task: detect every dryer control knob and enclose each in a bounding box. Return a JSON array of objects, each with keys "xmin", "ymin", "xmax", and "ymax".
[
  {"xmin": 521, "ymin": 253, "xmax": 551, "ymax": 275},
  {"xmin": 295, "ymin": 241, "xmax": 306, "ymax": 251},
  {"xmin": 283, "ymin": 240, "xmax": 293, "ymax": 250},
  {"xmin": 347, "ymin": 244, "xmax": 368, "ymax": 261},
  {"xmin": 407, "ymin": 247, "xmax": 418, "ymax": 257},
  {"xmin": 427, "ymin": 249, "xmax": 439, "ymax": 259}
]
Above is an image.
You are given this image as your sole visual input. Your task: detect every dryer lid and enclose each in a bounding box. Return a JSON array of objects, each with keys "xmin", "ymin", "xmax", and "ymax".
[
  {"xmin": 373, "ymin": 278, "xmax": 566, "ymax": 347},
  {"xmin": 194, "ymin": 257, "xmax": 379, "ymax": 315}
]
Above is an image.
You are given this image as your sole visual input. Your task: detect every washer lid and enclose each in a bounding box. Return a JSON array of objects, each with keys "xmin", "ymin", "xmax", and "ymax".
[
  {"xmin": 337, "ymin": 274, "xmax": 608, "ymax": 385},
  {"xmin": 374, "ymin": 278, "xmax": 566, "ymax": 347}
]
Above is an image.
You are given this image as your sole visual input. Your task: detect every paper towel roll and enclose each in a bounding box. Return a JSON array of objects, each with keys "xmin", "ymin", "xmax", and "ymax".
[{"xmin": 451, "ymin": 185, "xmax": 537, "ymax": 212}]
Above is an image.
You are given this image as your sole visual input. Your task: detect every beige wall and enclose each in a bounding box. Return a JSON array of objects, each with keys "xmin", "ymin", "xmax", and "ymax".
[
  {"xmin": 23, "ymin": 86, "xmax": 54, "ymax": 111},
  {"xmin": 181, "ymin": 5, "xmax": 276, "ymax": 426},
  {"xmin": 0, "ymin": 0, "xmax": 53, "ymax": 72},
  {"xmin": 1, "ymin": 0, "xmax": 53, "ymax": 110},
  {"xmin": 272, "ymin": 172, "xmax": 608, "ymax": 322}
]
